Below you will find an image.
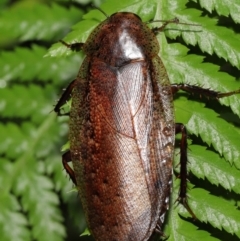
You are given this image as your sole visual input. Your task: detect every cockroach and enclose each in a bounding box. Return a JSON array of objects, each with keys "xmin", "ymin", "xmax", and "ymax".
[{"xmin": 54, "ymin": 8, "xmax": 240, "ymax": 241}]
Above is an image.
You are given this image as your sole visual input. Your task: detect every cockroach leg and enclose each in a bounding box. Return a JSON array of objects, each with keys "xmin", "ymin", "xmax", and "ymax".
[
  {"xmin": 154, "ymin": 223, "xmax": 168, "ymax": 241},
  {"xmin": 54, "ymin": 79, "xmax": 77, "ymax": 115},
  {"xmin": 55, "ymin": 39, "xmax": 85, "ymax": 115},
  {"xmin": 151, "ymin": 17, "xmax": 200, "ymax": 36},
  {"xmin": 175, "ymin": 123, "xmax": 196, "ymax": 220},
  {"xmin": 59, "ymin": 40, "xmax": 84, "ymax": 52},
  {"xmin": 151, "ymin": 17, "xmax": 179, "ymax": 35},
  {"xmin": 62, "ymin": 151, "xmax": 77, "ymax": 185},
  {"xmin": 171, "ymin": 83, "xmax": 240, "ymax": 99},
  {"xmin": 172, "ymin": 84, "xmax": 240, "ymax": 219}
]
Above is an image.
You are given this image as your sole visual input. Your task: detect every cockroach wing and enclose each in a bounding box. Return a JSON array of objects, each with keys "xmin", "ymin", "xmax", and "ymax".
[{"xmin": 70, "ymin": 56, "xmax": 175, "ymax": 241}]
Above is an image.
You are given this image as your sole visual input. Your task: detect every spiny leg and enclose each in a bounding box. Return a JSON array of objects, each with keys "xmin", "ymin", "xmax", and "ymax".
[
  {"xmin": 54, "ymin": 79, "xmax": 77, "ymax": 115},
  {"xmin": 54, "ymin": 39, "xmax": 86, "ymax": 115},
  {"xmin": 175, "ymin": 123, "xmax": 196, "ymax": 219},
  {"xmin": 153, "ymin": 223, "xmax": 168, "ymax": 241},
  {"xmin": 151, "ymin": 17, "xmax": 180, "ymax": 35},
  {"xmin": 151, "ymin": 18, "xmax": 199, "ymax": 35},
  {"xmin": 62, "ymin": 151, "xmax": 76, "ymax": 185},
  {"xmin": 59, "ymin": 40, "xmax": 84, "ymax": 52},
  {"xmin": 171, "ymin": 83, "xmax": 240, "ymax": 98},
  {"xmin": 172, "ymin": 84, "xmax": 240, "ymax": 218}
]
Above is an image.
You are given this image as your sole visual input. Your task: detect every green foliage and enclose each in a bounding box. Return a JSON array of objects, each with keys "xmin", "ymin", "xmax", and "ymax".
[
  {"xmin": 1, "ymin": 0, "xmax": 239, "ymax": 241},
  {"xmin": 0, "ymin": 1, "xmax": 89, "ymax": 241}
]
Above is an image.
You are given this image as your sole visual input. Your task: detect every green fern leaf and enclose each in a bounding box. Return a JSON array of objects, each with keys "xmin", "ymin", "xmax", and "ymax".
[
  {"xmin": 189, "ymin": 145, "xmax": 240, "ymax": 194},
  {"xmin": 0, "ymin": 46, "xmax": 82, "ymax": 86},
  {"xmin": 0, "ymin": 2, "xmax": 83, "ymax": 44},
  {"xmin": 0, "ymin": 1, "xmax": 93, "ymax": 240},
  {"xmin": 174, "ymin": 98, "xmax": 240, "ymax": 166},
  {"xmin": 181, "ymin": 188, "xmax": 240, "ymax": 237},
  {"xmin": 191, "ymin": 0, "xmax": 240, "ymax": 23},
  {"xmin": 162, "ymin": 0, "xmax": 240, "ymax": 68},
  {"xmin": 0, "ymin": 163, "xmax": 31, "ymax": 241}
]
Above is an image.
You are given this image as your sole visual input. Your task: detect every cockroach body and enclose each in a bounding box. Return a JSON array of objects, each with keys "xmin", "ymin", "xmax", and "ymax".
[{"xmin": 55, "ymin": 10, "xmax": 240, "ymax": 241}]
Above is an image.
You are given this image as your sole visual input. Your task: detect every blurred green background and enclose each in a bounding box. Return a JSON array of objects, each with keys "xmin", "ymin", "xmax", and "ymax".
[{"xmin": 0, "ymin": 0, "xmax": 99, "ymax": 240}]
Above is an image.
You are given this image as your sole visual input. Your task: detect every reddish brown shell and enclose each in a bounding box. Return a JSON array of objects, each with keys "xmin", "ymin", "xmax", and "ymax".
[{"xmin": 69, "ymin": 12, "xmax": 175, "ymax": 241}]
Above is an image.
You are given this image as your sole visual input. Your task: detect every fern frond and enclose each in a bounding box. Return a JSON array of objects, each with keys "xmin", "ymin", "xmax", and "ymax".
[
  {"xmin": 0, "ymin": 46, "xmax": 81, "ymax": 86},
  {"xmin": 191, "ymin": 0, "xmax": 240, "ymax": 23},
  {"xmin": 0, "ymin": 2, "xmax": 83, "ymax": 44}
]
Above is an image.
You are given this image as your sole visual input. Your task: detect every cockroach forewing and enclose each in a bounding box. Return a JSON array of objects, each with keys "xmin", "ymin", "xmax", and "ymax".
[{"xmin": 69, "ymin": 54, "xmax": 175, "ymax": 240}]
